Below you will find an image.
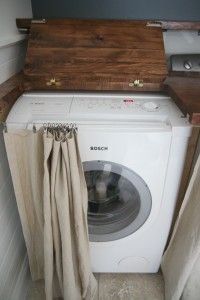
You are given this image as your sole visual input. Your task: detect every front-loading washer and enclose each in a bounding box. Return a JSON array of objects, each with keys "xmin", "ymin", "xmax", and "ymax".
[{"xmin": 6, "ymin": 92, "xmax": 191, "ymax": 273}]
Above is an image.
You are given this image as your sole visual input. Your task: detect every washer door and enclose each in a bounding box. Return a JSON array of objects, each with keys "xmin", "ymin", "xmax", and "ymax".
[{"xmin": 83, "ymin": 160, "xmax": 152, "ymax": 242}]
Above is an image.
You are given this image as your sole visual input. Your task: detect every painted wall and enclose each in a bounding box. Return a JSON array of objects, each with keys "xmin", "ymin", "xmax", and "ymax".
[
  {"xmin": 0, "ymin": 41, "xmax": 27, "ymax": 85},
  {"xmin": 0, "ymin": 0, "xmax": 32, "ymax": 299},
  {"xmin": 163, "ymin": 30, "xmax": 200, "ymax": 59},
  {"xmin": 0, "ymin": 0, "xmax": 32, "ymax": 43},
  {"xmin": 0, "ymin": 0, "xmax": 32, "ymax": 85},
  {"xmin": 31, "ymin": 0, "xmax": 200, "ymax": 21}
]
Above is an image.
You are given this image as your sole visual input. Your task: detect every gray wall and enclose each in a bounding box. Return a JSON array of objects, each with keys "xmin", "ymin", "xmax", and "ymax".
[{"xmin": 31, "ymin": 0, "xmax": 200, "ymax": 21}]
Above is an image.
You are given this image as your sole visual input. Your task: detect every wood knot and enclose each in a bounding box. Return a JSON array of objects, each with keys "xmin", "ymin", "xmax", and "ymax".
[{"xmin": 96, "ymin": 34, "xmax": 104, "ymax": 41}]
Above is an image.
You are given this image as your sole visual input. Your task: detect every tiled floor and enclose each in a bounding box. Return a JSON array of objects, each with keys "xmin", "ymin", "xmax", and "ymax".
[{"xmin": 27, "ymin": 273, "xmax": 164, "ymax": 300}]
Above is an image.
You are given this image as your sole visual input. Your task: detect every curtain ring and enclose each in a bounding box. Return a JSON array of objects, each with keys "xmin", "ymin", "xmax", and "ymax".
[
  {"xmin": 33, "ymin": 124, "xmax": 37, "ymax": 133},
  {"xmin": 2, "ymin": 122, "xmax": 7, "ymax": 133},
  {"xmin": 43, "ymin": 123, "xmax": 47, "ymax": 133}
]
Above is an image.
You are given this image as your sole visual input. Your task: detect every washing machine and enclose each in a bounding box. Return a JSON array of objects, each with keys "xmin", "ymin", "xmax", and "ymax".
[{"xmin": 6, "ymin": 92, "xmax": 191, "ymax": 273}]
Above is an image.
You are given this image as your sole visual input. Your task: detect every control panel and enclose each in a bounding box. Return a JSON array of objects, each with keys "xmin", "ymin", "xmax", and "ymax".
[
  {"xmin": 67, "ymin": 95, "xmax": 173, "ymax": 122},
  {"xmin": 71, "ymin": 96, "xmax": 161, "ymax": 114}
]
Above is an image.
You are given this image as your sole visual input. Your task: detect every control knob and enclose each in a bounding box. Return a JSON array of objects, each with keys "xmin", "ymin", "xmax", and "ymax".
[
  {"xmin": 142, "ymin": 102, "xmax": 159, "ymax": 111},
  {"xmin": 183, "ymin": 60, "xmax": 192, "ymax": 70}
]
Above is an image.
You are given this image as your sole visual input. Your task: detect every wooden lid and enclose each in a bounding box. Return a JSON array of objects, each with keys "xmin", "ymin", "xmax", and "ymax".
[
  {"xmin": 24, "ymin": 19, "xmax": 167, "ymax": 91},
  {"xmin": 164, "ymin": 76, "xmax": 200, "ymax": 125}
]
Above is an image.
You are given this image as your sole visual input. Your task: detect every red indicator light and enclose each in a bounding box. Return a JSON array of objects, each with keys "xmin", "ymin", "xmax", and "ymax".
[{"xmin": 123, "ymin": 99, "xmax": 134, "ymax": 103}]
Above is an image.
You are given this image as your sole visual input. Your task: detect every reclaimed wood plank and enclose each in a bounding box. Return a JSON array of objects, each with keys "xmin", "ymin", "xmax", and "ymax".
[
  {"xmin": 164, "ymin": 76, "xmax": 200, "ymax": 125},
  {"xmin": 24, "ymin": 74, "xmax": 164, "ymax": 92},
  {"xmin": 28, "ymin": 24, "xmax": 163, "ymax": 50},
  {"xmin": 0, "ymin": 73, "xmax": 24, "ymax": 122},
  {"xmin": 24, "ymin": 19, "xmax": 167, "ymax": 92}
]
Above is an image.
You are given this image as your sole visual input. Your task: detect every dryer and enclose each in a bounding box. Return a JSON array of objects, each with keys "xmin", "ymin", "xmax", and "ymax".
[{"xmin": 6, "ymin": 92, "xmax": 191, "ymax": 273}]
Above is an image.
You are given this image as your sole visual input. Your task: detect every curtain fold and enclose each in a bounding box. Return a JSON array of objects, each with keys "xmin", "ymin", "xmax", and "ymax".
[
  {"xmin": 4, "ymin": 128, "xmax": 97, "ymax": 300},
  {"xmin": 161, "ymin": 153, "xmax": 200, "ymax": 300},
  {"xmin": 3, "ymin": 130, "xmax": 44, "ymax": 280}
]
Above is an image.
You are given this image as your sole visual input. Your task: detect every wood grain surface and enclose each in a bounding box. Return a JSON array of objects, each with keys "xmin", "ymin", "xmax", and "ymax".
[
  {"xmin": 0, "ymin": 72, "xmax": 24, "ymax": 122},
  {"xmin": 24, "ymin": 19, "xmax": 167, "ymax": 91},
  {"xmin": 164, "ymin": 76, "xmax": 200, "ymax": 125}
]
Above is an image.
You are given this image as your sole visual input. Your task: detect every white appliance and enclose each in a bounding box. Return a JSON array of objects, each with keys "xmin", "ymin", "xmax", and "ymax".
[{"xmin": 6, "ymin": 92, "xmax": 191, "ymax": 273}]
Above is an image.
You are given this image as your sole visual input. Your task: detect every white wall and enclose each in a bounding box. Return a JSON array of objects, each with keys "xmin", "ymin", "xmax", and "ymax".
[
  {"xmin": 164, "ymin": 30, "xmax": 200, "ymax": 57},
  {"xmin": 0, "ymin": 0, "xmax": 32, "ymax": 85},
  {"xmin": 0, "ymin": 0, "xmax": 32, "ymax": 299},
  {"xmin": 0, "ymin": 0, "xmax": 32, "ymax": 44},
  {"xmin": 0, "ymin": 41, "xmax": 27, "ymax": 85}
]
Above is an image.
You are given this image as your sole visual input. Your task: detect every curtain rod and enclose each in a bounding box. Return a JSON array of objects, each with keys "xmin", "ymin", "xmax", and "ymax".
[{"xmin": 1, "ymin": 122, "xmax": 78, "ymax": 133}]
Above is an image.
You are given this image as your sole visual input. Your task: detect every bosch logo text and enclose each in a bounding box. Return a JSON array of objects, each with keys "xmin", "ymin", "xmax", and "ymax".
[{"xmin": 90, "ymin": 146, "xmax": 108, "ymax": 151}]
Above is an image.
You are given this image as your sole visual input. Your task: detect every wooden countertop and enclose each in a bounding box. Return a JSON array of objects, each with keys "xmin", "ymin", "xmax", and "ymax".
[
  {"xmin": 164, "ymin": 76, "xmax": 200, "ymax": 125},
  {"xmin": 0, "ymin": 72, "xmax": 24, "ymax": 123}
]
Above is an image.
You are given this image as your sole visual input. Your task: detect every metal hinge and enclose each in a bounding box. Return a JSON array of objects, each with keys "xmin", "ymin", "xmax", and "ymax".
[
  {"xmin": 31, "ymin": 19, "xmax": 46, "ymax": 24},
  {"xmin": 146, "ymin": 21, "xmax": 162, "ymax": 28}
]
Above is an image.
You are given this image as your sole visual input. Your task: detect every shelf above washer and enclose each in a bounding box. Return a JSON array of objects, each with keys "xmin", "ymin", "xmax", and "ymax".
[{"xmin": 164, "ymin": 75, "xmax": 200, "ymax": 125}]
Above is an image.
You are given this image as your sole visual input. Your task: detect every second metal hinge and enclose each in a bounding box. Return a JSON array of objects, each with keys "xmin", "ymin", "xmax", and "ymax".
[{"xmin": 31, "ymin": 19, "xmax": 46, "ymax": 24}]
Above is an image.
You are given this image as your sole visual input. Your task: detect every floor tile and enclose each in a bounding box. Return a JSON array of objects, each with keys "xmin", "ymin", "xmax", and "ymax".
[
  {"xmin": 27, "ymin": 273, "xmax": 164, "ymax": 300},
  {"xmin": 98, "ymin": 273, "xmax": 164, "ymax": 300}
]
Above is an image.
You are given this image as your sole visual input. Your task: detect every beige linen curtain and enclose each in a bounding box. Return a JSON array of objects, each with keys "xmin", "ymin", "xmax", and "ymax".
[
  {"xmin": 161, "ymin": 153, "xmax": 200, "ymax": 300},
  {"xmin": 4, "ymin": 128, "xmax": 97, "ymax": 300}
]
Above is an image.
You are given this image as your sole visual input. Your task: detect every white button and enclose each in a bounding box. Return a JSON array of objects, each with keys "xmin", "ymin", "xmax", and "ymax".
[{"xmin": 142, "ymin": 102, "xmax": 159, "ymax": 111}]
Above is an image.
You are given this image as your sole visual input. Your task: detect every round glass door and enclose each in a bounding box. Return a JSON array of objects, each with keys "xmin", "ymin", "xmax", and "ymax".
[{"xmin": 83, "ymin": 160, "xmax": 152, "ymax": 242}]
